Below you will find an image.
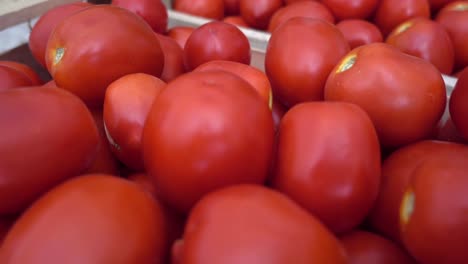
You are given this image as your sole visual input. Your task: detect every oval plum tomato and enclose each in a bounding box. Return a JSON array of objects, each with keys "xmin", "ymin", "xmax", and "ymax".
[
  {"xmin": 436, "ymin": 1, "xmax": 468, "ymax": 71},
  {"xmin": 222, "ymin": 16, "xmax": 249, "ymax": 27},
  {"xmin": 368, "ymin": 140, "xmax": 468, "ymax": 243},
  {"xmin": 0, "ymin": 174, "xmax": 167, "ymax": 263},
  {"xmin": 0, "ymin": 65, "xmax": 33, "ymax": 90},
  {"xmin": 240, "ymin": 0, "xmax": 283, "ymax": 30},
  {"xmin": 155, "ymin": 33, "xmax": 186, "ymax": 82},
  {"xmin": 46, "ymin": 5, "xmax": 164, "ymax": 108},
  {"xmin": 0, "ymin": 61, "xmax": 43, "ymax": 85},
  {"xmin": 104, "ymin": 73, "xmax": 166, "ymax": 171},
  {"xmin": 341, "ymin": 230, "xmax": 416, "ymax": 264},
  {"xmin": 29, "ymin": 1, "xmax": 91, "ymax": 68},
  {"xmin": 142, "ymin": 71, "xmax": 274, "ymax": 213},
  {"xmin": 183, "ymin": 21, "xmax": 251, "ymax": 71},
  {"xmin": 374, "ymin": 0, "xmax": 430, "ymax": 37},
  {"xmin": 111, "ymin": 0, "xmax": 168, "ymax": 34},
  {"xmin": 449, "ymin": 67, "xmax": 468, "ymax": 140},
  {"xmin": 272, "ymin": 101, "xmax": 381, "ymax": 234},
  {"xmin": 177, "ymin": 184, "xmax": 348, "ymax": 264},
  {"xmin": 173, "ymin": 0, "xmax": 224, "ymax": 19},
  {"xmin": 400, "ymin": 155, "xmax": 468, "ymax": 264},
  {"xmin": 324, "ymin": 43, "xmax": 446, "ymax": 149},
  {"xmin": 321, "ymin": 0, "xmax": 379, "ymax": 20},
  {"xmin": 224, "ymin": 0, "xmax": 240, "ymax": 15},
  {"xmin": 265, "ymin": 17, "xmax": 350, "ymax": 107},
  {"xmin": 194, "ymin": 60, "xmax": 272, "ymax": 108},
  {"xmin": 0, "ymin": 87, "xmax": 99, "ymax": 215},
  {"xmin": 386, "ymin": 17, "xmax": 455, "ymax": 75},
  {"xmin": 336, "ymin": 19, "xmax": 383, "ymax": 49},
  {"xmin": 167, "ymin": 26, "xmax": 194, "ymax": 50},
  {"xmin": 268, "ymin": 1, "xmax": 335, "ymax": 32}
]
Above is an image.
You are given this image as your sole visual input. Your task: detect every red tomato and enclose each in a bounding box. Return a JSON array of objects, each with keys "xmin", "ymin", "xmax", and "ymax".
[
  {"xmin": 436, "ymin": 1, "xmax": 468, "ymax": 71},
  {"xmin": 0, "ymin": 61, "xmax": 43, "ymax": 85},
  {"xmin": 142, "ymin": 71, "xmax": 274, "ymax": 213},
  {"xmin": 400, "ymin": 155, "xmax": 468, "ymax": 264},
  {"xmin": 341, "ymin": 230, "xmax": 416, "ymax": 264},
  {"xmin": 268, "ymin": 1, "xmax": 335, "ymax": 32},
  {"xmin": 167, "ymin": 26, "xmax": 194, "ymax": 50},
  {"xmin": 183, "ymin": 21, "xmax": 250, "ymax": 71},
  {"xmin": 103, "ymin": 73, "xmax": 166, "ymax": 171},
  {"xmin": 155, "ymin": 33, "xmax": 186, "ymax": 82},
  {"xmin": 173, "ymin": 0, "xmax": 224, "ymax": 19},
  {"xmin": 0, "ymin": 87, "xmax": 99, "ymax": 215},
  {"xmin": 222, "ymin": 16, "xmax": 249, "ymax": 27},
  {"xmin": 0, "ymin": 174, "xmax": 167, "ymax": 263},
  {"xmin": 324, "ymin": 43, "xmax": 446, "ymax": 149},
  {"xmin": 224, "ymin": 0, "xmax": 240, "ymax": 15},
  {"xmin": 374, "ymin": 0, "xmax": 430, "ymax": 36},
  {"xmin": 336, "ymin": 19, "xmax": 383, "ymax": 49},
  {"xmin": 449, "ymin": 67, "xmax": 468, "ymax": 140},
  {"xmin": 0, "ymin": 65, "xmax": 33, "ymax": 90},
  {"xmin": 240, "ymin": 0, "xmax": 283, "ymax": 30},
  {"xmin": 111, "ymin": 0, "xmax": 168, "ymax": 34},
  {"xmin": 177, "ymin": 184, "xmax": 348, "ymax": 264},
  {"xmin": 194, "ymin": 60, "xmax": 272, "ymax": 108},
  {"xmin": 29, "ymin": 2, "xmax": 91, "ymax": 68},
  {"xmin": 265, "ymin": 17, "xmax": 350, "ymax": 107},
  {"xmin": 272, "ymin": 102, "xmax": 381, "ymax": 233},
  {"xmin": 46, "ymin": 5, "xmax": 164, "ymax": 108},
  {"xmin": 386, "ymin": 17, "xmax": 455, "ymax": 75},
  {"xmin": 321, "ymin": 0, "xmax": 379, "ymax": 20}
]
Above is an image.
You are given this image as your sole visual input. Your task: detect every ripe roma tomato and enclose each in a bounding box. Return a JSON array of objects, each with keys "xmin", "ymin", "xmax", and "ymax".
[
  {"xmin": 111, "ymin": 0, "xmax": 168, "ymax": 34},
  {"xmin": 368, "ymin": 140, "xmax": 468, "ymax": 243},
  {"xmin": 240, "ymin": 0, "xmax": 283, "ymax": 30},
  {"xmin": 400, "ymin": 155, "xmax": 468, "ymax": 264},
  {"xmin": 324, "ymin": 43, "xmax": 446, "ymax": 149},
  {"xmin": 436, "ymin": 1, "xmax": 468, "ymax": 71},
  {"xmin": 223, "ymin": 16, "xmax": 249, "ymax": 27},
  {"xmin": 194, "ymin": 60, "xmax": 272, "ymax": 108},
  {"xmin": 273, "ymin": 101, "xmax": 381, "ymax": 234},
  {"xmin": 0, "ymin": 174, "xmax": 167, "ymax": 264},
  {"xmin": 336, "ymin": 19, "xmax": 383, "ymax": 49},
  {"xmin": 386, "ymin": 17, "xmax": 455, "ymax": 75},
  {"xmin": 0, "ymin": 61, "xmax": 42, "ymax": 85},
  {"xmin": 29, "ymin": 2, "xmax": 91, "ymax": 68},
  {"xmin": 374, "ymin": 0, "xmax": 430, "ymax": 37},
  {"xmin": 0, "ymin": 87, "xmax": 99, "ymax": 215},
  {"xmin": 268, "ymin": 1, "xmax": 335, "ymax": 32},
  {"xmin": 265, "ymin": 17, "xmax": 349, "ymax": 107},
  {"xmin": 224, "ymin": 0, "xmax": 240, "ymax": 15},
  {"xmin": 167, "ymin": 26, "xmax": 194, "ymax": 50},
  {"xmin": 104, "ymin": 73, "xmax": 166, "ymax": 171},
  {"xmin": 46, "ymin": 5, "xmax": 164, "ymax": 108},
  {"xmin": 142, "ymin": 71, "xmax": 274, "ymax": 213},
  {"xmin": 0, "ymin": 66, "xmax": 34, "ymax": 90},
  {"xmin": 341, "ymin": 230, "xmax": 416, "ymax": 264},
  {"xmin": 321, "ymin": 0, "xmax": 379, "ymax": 20},
  {"xmin": 155, "ymin": 34, "xmax": 185, "ymax": 82},
  {"xmin": 176, "ymin": 184, "xmax": 348, "ymax": 264},
  {"xmin": 449, "ymin": 67, "xmax": 468, "ymax": 140},
  {"xmin": 173, "ymin": 0, "xmax": 224, "ymax": 19}
]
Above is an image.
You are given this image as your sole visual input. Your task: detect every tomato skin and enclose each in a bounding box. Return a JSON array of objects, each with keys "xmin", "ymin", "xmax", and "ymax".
[
  {"xmin": 268, "ymin": 1, "xmax": 335, "ymax": 32},
  {"xmin": 0, "ymin": 174, "xmax": 167, "ymax": 264},
  {"xmin": 178, "ymin": 184, "xmax": 348, "ymax": 264},
  {"xmin": 449, "ymin": 67, "xmax": 468, "ymax": 141},
  {"xmin": 321, "ymin": 0, "xmax": 379, "ymax": 20},
  {"xmin": 173, "ymin": 0, "xmax": 224, "ymax": 19},
  {"xmin": 222, "ymin": 16, "xmax": 249, "ymax": 27},
  {"xmin": 155, "ymin": 34, "xmax": 186, "ymax": 82},
  {"xmin": 436, "ymin": 1, "xmax": 468, "ymax": 71},
  {"xmin": 167, "ymin": 26, "xmax": 194, "ymax": 50},
  {"xmin": 324, "ymin": 43, "xmax": 446, "ymax": 149},
  {"xmin": 265, "ymin": 17, "xmax": 350, "ymax": 107},
  {"xmin": 272, "ymin": 102, "xmax": 381, "ymax": 234},
  {"xmin": 240, "ymin": 0, "xmax": 283, "ymax": 30},
  {"xmin": 340, "ymin": 231, "xmax": 416, "ymax": 264},
  {"xmin": 28, "ymin": 2, "xmax": 91, "ymax": 68},
  {"xmin": 0, "ymin": 61, "xmax": 43, "ymax": 85},
  {"xmin": 142, "ymin": 71, "xmax": 274, "ymax": 213},
  {"xmin": 0, "ymin": 66, "xmax": 33, "ymax": 90},
  {"xmin": 0, "ymin": 87, "xmax": 99, "ymax": 215},
  {"xmin": 46, "ymin": 5, "xmax": 164, "ymax": 108},
  {"xmin": 386, "ymin": 17, "xmax": 454, "ymax": 75},
  {"xmin": 336, "ymin": 19, "xmax": 383, "ymax": 49},
  {"xmin": 374, "ymin": 0, "xmax": 430, "ymax": 37},
  {"xmin": 111, "ymin": 0, "xmax": 168, "ymax": 34}
]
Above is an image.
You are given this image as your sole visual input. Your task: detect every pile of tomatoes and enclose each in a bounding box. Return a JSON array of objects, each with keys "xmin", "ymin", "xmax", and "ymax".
[{"xmin": 0, "ymin": 0, "xmax": 467, "ymax": 263}]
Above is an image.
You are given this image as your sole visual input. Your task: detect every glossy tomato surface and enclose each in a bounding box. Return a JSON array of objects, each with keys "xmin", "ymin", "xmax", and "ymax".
[
  {"xmin": 46, "ymin": 5, "xmax": 164, "ymax": 108},
  {"xmin": 0, "ymin": 174, "xmax": 167, "ymax": 264},
  {"xmin": 178, "ymin": 184, "xmax": 348, "ymax": 264},
  {"xmin": 336, "ymin": 19, "xmax": 383, "ymax": 49},
  {"xmin": 449, "ymin": 67, "xmax": 468, "ymax": 141},
  {"xmin": 0, "ymin": 61, "xmax": 43, "ymax": 85},
  {"xmin": 374, "ymin": 0, "xmax": 430, "ymax": 36},
  {"xmin": 0, "ymin": 65, "xmax": 33, "ymax": 90},
  {"xmin": 167, "ymin": 26, "xmax": 194, "ymax": 49},
  {"xmin": 240, "ymin": 0, "xmax": 283, "ymax": 30},
  {"xmin": 265, "ymin": 17, "xmax": 349, "ymax": 107},
  {"xmin": 142, "ymin": 71, "xmax": 274, "ymax": 213},
  {"xmin": 321, "ymin": 0, "xmax": 379, "ymax": 20},
  {"xmin": 111, "ymin": 0, "xmax": 168, "ymax": 34},
  {"xmin": 155, "ymin": 33, "xmax": 186, "ymax": 82},
  {"xmin": 0, "ymin": 87, "xmax": 99, "ymax": 215},
  {"xmin": 173, "ymin": 0, "xmax": 224, "ymax": 19}
]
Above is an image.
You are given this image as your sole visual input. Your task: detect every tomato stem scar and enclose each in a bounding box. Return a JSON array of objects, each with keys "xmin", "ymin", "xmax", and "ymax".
[
  {"xmin": 394, "ymin": 21, "xmax": 412, "ymax": 35},
  {"xmin": 54, "ymin": 47, "xmax": 65, "ymax": 65},
  {"xmin": 268, "ymin": 90, "xmax": 273, "ymax": 110},
  {"xmin": 453, "ymin": 3, "xmax": 468, "ymax": 11},
  {"xmin": 336, "ymin": 53, "xmax": 356, "ymax": 73},
  {"xmin": 400, "ymin": 188, "xmax": 415, "ymax": 230}
]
